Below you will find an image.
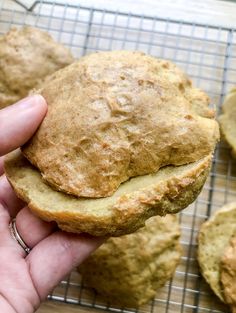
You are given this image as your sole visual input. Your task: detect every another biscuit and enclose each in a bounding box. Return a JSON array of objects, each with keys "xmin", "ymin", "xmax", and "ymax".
[
  {"xmin": 79, "ymin": 215, "xmax": 181, "ymax": 307},
  {"xmin": 219, "ymin": 88, "xmax": 236, "ymax": 158},
  {"xmin": 198, "ymin": 202, "xmax": 236, "ymax": 301},
  {"xmin": 221, "ymin": 235, "xmax": 236, "ymax": 312},
  {"xmin": 0, "ymin": 26, "xmax": 74, "ymax": 108}
]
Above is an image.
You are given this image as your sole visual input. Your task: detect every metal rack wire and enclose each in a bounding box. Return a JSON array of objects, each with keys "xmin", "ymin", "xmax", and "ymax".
[{"xmin": 0, "ymin": 1, "xmax": 236, "ymax": 312}]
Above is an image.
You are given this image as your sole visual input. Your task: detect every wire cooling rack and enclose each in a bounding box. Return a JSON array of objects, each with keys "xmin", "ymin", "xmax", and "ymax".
[{"xmin": 1, "ymin": 1, "xmax": 236, "ymax": 312}]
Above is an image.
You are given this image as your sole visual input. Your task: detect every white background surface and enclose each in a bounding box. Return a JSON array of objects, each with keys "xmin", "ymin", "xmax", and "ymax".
[{"xmin": 9, "ymin": 0, "xmax": 236, "ymax": 28}]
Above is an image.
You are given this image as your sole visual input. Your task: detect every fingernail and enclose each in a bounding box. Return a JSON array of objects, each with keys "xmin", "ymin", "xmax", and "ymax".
[{"xmin": 14, "ymin": 94, "xmax": 46, "ymax": 110}]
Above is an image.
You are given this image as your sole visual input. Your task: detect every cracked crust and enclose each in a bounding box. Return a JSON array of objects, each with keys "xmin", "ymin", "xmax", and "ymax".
[
  {"xmin": 5, "ymin": 150, "xmax": 211, "ymax": 236},
  {"xmin": 198, "ymin": 202, "xmax": 236, "ymax": 302},
  {"xmin": 79, "ymin": 215, "xmax": 181, "ymax": 307},
  {"xmin": 0, "ymin": 26, "xmax": 74, "ymax": 108},
  {"xmin": 22, "ymin": 51, "xmax": 219, "ymax": 198}
]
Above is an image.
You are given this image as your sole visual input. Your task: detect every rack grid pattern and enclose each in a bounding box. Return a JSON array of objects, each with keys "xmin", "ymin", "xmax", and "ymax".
[{"xmin": 0, "ymin": 1, "xmax": 236, "ymax": 312}]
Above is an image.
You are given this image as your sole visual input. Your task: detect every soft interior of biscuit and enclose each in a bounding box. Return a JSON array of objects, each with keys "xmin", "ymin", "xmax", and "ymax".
[
  {"xmin": 5, "ymin": 150, "xmax": 211, "ymax": 236},
  {"xmin": 5, "ymin": 150, "xmax": 210, "ymax": 217}
]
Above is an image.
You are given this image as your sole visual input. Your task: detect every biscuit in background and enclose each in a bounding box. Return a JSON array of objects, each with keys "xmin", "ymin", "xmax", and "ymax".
[
  {"xmin": 221, "ymin": 235, "xmax": 236, "ymax": 313},
  {"xmin": 0, "ymin": 26, "xmax": 74, "ymax": 108},
  {"xmin": 198, "ymin": 202, "xmax": 236, "ymax": 302},
  {"xmin": 79, "ymin": 215, "xmax": 182, "ymax": 307},
  {"xmin": 218, "ymin": 88, "xmax": 236, "ymax": 158}
]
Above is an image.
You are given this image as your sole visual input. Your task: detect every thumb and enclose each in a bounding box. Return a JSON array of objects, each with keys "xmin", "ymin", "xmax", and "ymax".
[{"xmin": 0, "ymin": 95, "xmax": 47, "ymax": 156}]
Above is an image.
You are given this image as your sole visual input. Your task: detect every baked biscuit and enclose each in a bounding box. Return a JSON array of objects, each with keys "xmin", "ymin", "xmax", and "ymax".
[
  {"xmin": 0, "ymin": 26, "xmax": 74, "ymax": 108},
  {"xmin": 5, "ymin": 51, "xmax": 219, "ymax": 236},
  {"xmin": 198, "ymin": 202, "xmax": 236, "ymax": 301},
  {"xmin": 22, "ymin": 51, "xmax": 219, "ymax": 198},
  {"xmin": 221, "ymin": 235, "xmax": 236, "ymax": 312},
  {"xmin": 79, "ymin": 215, "xmax": 181, "ymax": 307},
  {"xmin": 219, "ymin": 88, "xmax": 236, "ymax": 158}
]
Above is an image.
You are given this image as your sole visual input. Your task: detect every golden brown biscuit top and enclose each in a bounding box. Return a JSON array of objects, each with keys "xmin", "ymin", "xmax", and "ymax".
[
  {"xmin": 0, "ymin": 26, "xmax": 74, "ymax": 108},
  {"xmin": 23, "ymin": 51, "xmax": 219, "ymax": 197}
]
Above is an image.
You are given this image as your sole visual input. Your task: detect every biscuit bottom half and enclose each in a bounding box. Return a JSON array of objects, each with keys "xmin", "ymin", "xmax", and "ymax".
[{"xmin": 5, "ymin": 150, "xmax": 211, "ymax": 236}]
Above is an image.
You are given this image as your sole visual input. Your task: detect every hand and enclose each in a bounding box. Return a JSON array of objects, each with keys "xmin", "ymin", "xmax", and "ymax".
[{"xmin": 0, "ymin": 96, "xmax": 104, "ymax": 313}]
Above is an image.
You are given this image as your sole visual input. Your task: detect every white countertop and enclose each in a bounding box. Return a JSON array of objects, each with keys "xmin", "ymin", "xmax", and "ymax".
[{"xmin": 4, "ymin": 0, "xmax": 236, "ymax": 28}]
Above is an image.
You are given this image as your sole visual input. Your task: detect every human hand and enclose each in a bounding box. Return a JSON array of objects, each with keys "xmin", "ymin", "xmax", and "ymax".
[{"xmin": 0, "ymin": 96, "xmax": 104, "ymax": 313}]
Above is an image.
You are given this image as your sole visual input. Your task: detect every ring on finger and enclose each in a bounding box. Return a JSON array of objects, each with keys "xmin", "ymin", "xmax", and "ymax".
[{"xmin": 9, "ymin": 218, "xmax": 31, "ymax": 255}]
